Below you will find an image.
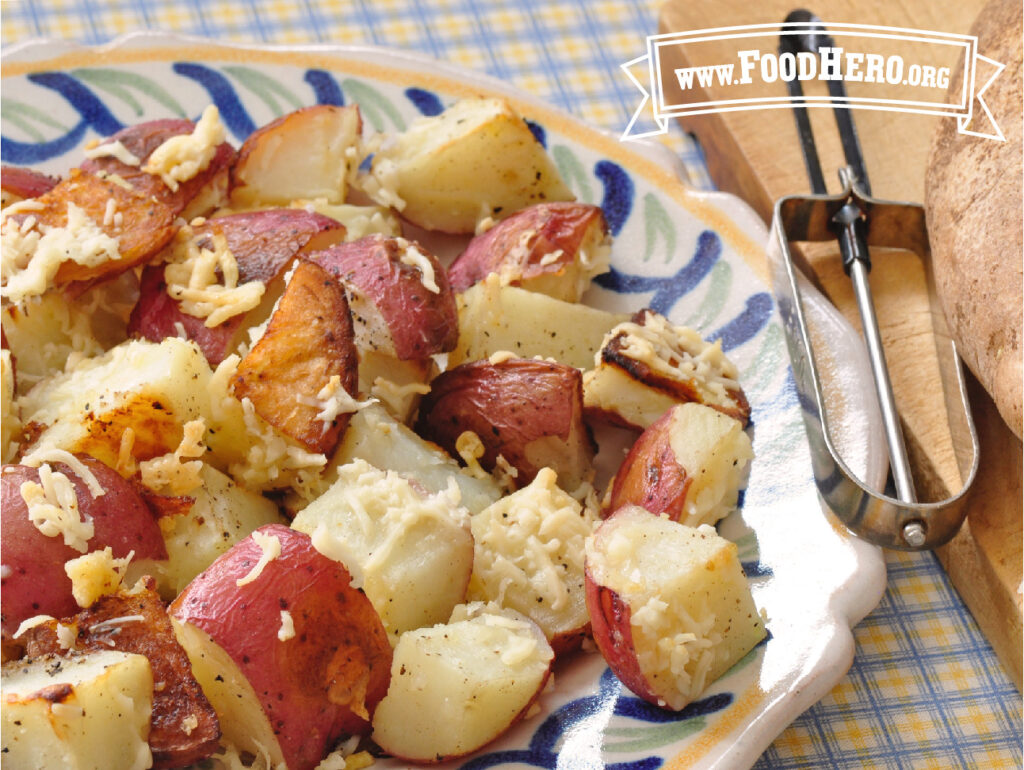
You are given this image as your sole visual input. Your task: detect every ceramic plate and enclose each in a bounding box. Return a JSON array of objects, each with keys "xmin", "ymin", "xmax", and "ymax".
[{"xmin": 1, "ymin": 33, "xmax": 888, "ymax": 770}]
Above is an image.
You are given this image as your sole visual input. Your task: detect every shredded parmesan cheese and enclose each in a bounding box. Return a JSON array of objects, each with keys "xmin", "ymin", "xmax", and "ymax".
[
  {"xmin": 395, "ymin": 238, "xmax": 440, "ymax": 293},
  {"xmin": 139, "ymin": 419, "xmax": 207, "ymax": 495},
  {"xmin": 163, "ymin": 226, "xmax": 265, "ymax": 328},
  {"xmin": 20, "ymin": 448, "xmax": 105, "ymax": 498},
  {"xmin": 278, "ymin": 610, "xmax": 296, "ymax": 641},
  {"xmin": 21, "ymin": 463, "xmax": 95, "ymax": 553},
  {"xmin": 55, "ymin": 622, "xmax": 78, "ymax": 650},
  {"xmin": 142, "ymin": 104, "xmax": 225, "ymax": 191},
  {"xmin": 84, "ymin": 139, "xmax": 142, "ymax": 167},
  {"xmin": 455, "ymin": 430, "xmax": 491, "ymax": 481},
  {"xmin": 230, "ymin": 397, "xmax": 327, "ymax": 490},
  {"xmin": 12, "ymin": 615, "xmax": 56, "ymax": 639},
  {"xmin": 605, "ymin": 311, "xmax": 741, "ymax": 406},
  {"xmin": 235, "ymin": 530, "xmax": 282, "ymax": 587},
  {"xmin": 296, "ymin": 375, "xmax": 376, "ymax": 425},
  {"xmin": 181, "ymin": 714, "xmax": 199, "ymax": 736},
  {"xmin": 64, "ymin": 547, "xmax": 134, "ymax": 608},
  {"xmin": 1, "ymin": 201, "xmax": 122, "ymax": 303}
]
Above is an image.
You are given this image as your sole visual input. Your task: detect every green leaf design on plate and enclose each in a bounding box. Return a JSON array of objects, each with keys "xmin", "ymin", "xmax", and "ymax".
[
  {"xmin": 70, "ymin": 69, "xmax": 187, "ymax": 117},
  {"xmin": 740, "ymin": 322, "xmax": 785, "ymax": 390},
  {"xmin": 551, "ymin": 144, "xmax": 594, "ymax": 203},
  {"xmin": 0, "ymin": 100, "xmax": 68, "ymax": 141},
  {"xmin": 683, "ymin": 261, "xmax": 731, "ymax": 330},
  {"xmin": 223, "ymin": 66, "xmax": 303, "ymax": 117},
  {"xmin": 641, "ymin": 191, "xmax": 676, "ymax": 263},
  {"xmin": 603, "ymin": 717, "xmax": 708, "ymax": 752},
  {"xmin": 733, "ymin": 530, "xmax": 760, "ymax": 562},
  {"xmin": 340, "ymin": 79, "xmax": 406, "ymax": 132}
]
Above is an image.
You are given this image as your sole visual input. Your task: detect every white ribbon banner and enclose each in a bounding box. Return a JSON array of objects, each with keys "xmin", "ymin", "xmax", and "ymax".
[{"xmin": 622, "ymin": 22, "xmax": 1005, "ymax": 142}]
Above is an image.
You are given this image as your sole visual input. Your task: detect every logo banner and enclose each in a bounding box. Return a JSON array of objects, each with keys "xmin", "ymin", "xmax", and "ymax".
[{"xmin": 622, "ymin": 22, "xmax": 1005, "ymax": 142}]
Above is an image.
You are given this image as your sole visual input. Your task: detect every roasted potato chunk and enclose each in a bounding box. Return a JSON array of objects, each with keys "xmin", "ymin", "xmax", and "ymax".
[
  {"xmin": 365, "ymin": 97, "xmax": 573, "ymax": 233},
  {"xmin": 22, "ymin": 577, "xmax": 221, "ymax": 769},
  {"xmin": 230, "ymin": 260, "xmax": 359, "ymax": 455},
  {"xmin": 584, "ymin": 309, "xmax": 751, "ymax": 430},
  {"xmin": 415, "ymin": 356, "xmax": 595, "ymax": 491}
]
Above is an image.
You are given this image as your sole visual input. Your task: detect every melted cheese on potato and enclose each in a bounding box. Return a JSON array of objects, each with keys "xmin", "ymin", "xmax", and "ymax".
[
  {"xmin": 64, "ymin": 546, "xmax": 133, "ymax": 608},
  {"xmin": 163, "ymin": 227, "xmax": 265, "ymax": 328},
  {"xmin": 143, "ymin": 104, "xmax": 225, "ymax": 191},
  {"xmin": 469, "ymin": 467, "xmax": 598, "ymax": 643},
  {"xmin": 1, "ymin": 201, "xmax": 121, "ymax": 304},
  {"xmin": 20, "ymin": 463, "xmax": 94, "ymax": 554}
]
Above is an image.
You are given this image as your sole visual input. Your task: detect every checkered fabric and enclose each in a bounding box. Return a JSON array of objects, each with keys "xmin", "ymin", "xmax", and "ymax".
[{"xmin": 1, "ymin": 1, "xmax": 1020, "ymax": 767}]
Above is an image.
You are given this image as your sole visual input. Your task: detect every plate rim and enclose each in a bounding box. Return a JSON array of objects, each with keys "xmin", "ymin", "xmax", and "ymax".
[{"xmin": 1, "ymin": 31, "xmax": 888, "ymax": 770}]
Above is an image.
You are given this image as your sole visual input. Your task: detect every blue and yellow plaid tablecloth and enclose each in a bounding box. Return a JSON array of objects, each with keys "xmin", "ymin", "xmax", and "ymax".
[{"xmin": 2, "ymin": 1, "xmax": 1020, "ymax": 767}]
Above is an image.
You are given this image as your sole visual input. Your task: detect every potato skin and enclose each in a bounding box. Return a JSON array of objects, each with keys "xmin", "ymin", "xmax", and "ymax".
[
  {"xmin": 6, "ymin": 169, "xmax": 177, "ymax": 286},
  {"xmin": 80, "ymin": 118, "xmax": 236, "ymax": 216},
  {"xmin": 0, "ymin": 457, "xmax": 168, "ymax": 641},
  {"xmin": 310, "ymin": 235, "xmax": 458, "ymax": 360},
  {"xmin": 170, "ymin": 524, "xmax": 393, "ymax": 769},
  {"xmin": 448, "ymin": 202, "xmax": 608, "ymax": 296},
  {"xmin": 23, "ymin": 577, "xmax": 221, "ymax": 769},
  {"xmin": 584, "ymin": 563, "xmax": 654, "ymax": 704},
  {"xmin": 925, "ymin": 0, "xmax": 1023, "ymax": 439},
  {"xmin": 128, "ymin": 209, "xmax": 345, "ymax": 364},
  {"xmin": 1, "ymin": 165, "xmax": 59, "ymax": 201},
  {"xmin": 415, "ymin": 357, "xmax": 594, "ymax": 487},
  {"xmin": 230, "ymin": 259, "xmax": 359, "ymax": 455},
  {"xmin": 603, "ymin": 407, "xmax": 690, "ymax": 519}
]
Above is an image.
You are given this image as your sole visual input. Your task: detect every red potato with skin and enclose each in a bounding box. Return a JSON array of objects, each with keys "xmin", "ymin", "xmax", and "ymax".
[
  {"xmin": 169, "ymin": 524, "xmax": 393, "ymax": 770},
  {"xmin": 230, "ymin": 104, "xmax": 362, "ymax": 207},
  {"xmin": 128, "ymin": 209, "xmax": 347, "ymax": 364},
  {"xmin": 3, "ymin": 168, "xmax": 177, "ymax": 288},
  {"xmin": 584, "ymin": 506, "xmax": 765, "ymax": 712},
  {"xmin": 1, "ymin": 165, "xmax": 59, "ymax": 203},
  {"xmin": 230, "ymin": 259, "xmax": 360, "ymax": 455},
  {"xmin": 0, "ymin": 456, "xmax": 168, "ymax": 642},
  {"xmin": 80, "ymin": 118, "xmax": 236, "ymax": 218},
  {"xmin": 309, "ymin": 235, "xmax": 458, "ymax": 360},
  {"xmin": 414, "ymin": 356, "xmax": 596, "ymax": 491},
  {"xmin": 602, "ymin": 402, "xmax": 753, "ymax": 528},
  {"xmin": 448, "ymin": 202, "xmax": 611, "ymax": 302}
]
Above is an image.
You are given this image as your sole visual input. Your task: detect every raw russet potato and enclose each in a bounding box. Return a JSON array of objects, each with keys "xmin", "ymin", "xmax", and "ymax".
[
  {"xmin": 925, "ymin": 0, "xmax": 1023, "ymax": 439},
  {"xmin": 1, "ymin": 649, "xmax": 154, "ymax": 770},
  {"xmin": 366, "ymin": 97, "xmax": 574, "ymax": 233}
]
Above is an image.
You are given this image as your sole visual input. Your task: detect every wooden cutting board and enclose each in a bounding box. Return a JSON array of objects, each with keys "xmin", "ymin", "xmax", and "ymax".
[{"xmin": 658, "ymin": 0, "xmax": 1022, "ymax": 688}]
